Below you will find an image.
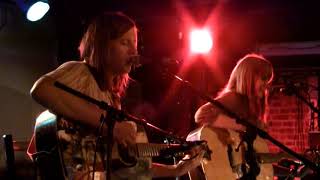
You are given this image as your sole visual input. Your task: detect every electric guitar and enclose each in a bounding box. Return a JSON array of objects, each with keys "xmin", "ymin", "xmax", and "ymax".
[{"xmin": 33, "ymin": 110, "xmax": 211, "ymax": 179}]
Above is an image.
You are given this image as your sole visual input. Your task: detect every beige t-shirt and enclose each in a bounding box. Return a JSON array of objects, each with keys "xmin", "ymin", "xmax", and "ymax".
[
  {"xmin": 47, "ymin": 61, "xmax": 118, "ymax": 108},
  {"xmin": 46, "ymin": 61, "xmax": 151, "ymax": 180}
]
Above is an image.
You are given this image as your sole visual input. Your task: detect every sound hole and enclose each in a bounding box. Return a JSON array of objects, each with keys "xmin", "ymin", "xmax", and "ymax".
[{"xmin": 117, "ymin": 144, "xmax": 137, "ymax": 167}]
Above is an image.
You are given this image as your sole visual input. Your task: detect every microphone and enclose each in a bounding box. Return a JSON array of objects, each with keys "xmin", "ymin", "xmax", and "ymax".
[
  {"xmin": 128, "ymin": 55, "xmax": 156, "ymax": 70},
  {"xmin": 128, "ymin": 55, "xmax": 183, "ymax": 70},
  {"xmin": 128, "ymin": 55, "xmax": 142, "ymax": 69},
  {"xmin": 279, "ymin": 86, "xmax": 295, "ymax": 96},
  {"xmin": 279, "ymin": 82, "xmax": 307, "ymax": 96}
]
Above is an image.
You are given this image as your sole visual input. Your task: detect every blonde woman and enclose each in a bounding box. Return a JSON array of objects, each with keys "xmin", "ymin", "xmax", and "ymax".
[{"xmin": 188, "ymin": 54, "xmax": 274, "ymax": 180}]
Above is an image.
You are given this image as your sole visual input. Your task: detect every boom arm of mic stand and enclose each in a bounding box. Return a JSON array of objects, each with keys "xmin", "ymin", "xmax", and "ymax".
[
  {"xmin": 54, "ymin": 81, "xmax": 186, "ymax": 142},
  {"xmin": 167, "ymin": 72, "xmax": 320, "ymax": 175}
]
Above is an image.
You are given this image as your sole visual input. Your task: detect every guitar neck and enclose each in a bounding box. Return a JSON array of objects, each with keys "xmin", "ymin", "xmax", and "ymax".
[
  {"xmin": 257, "ymin": 152, "xmax": 294, "ymax": 164},
  {"xmin": 133, "ymin": 143, "xmax": 182, "ymax": 158}
]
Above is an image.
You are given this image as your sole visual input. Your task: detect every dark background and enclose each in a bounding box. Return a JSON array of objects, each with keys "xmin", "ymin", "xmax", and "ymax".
[{"xmin": 47, "ymin": 0, "xmax": 320, "ymax": 63}]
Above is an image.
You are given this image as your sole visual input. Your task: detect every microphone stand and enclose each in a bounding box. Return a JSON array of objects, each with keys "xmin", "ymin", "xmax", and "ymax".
[
  {"xmin": 166, "ymin": 73, "xmax": 320, "ymax": 176},
  {"xmin": 53, "ymin": 81, "xmax": 187, "ymax": 179}
]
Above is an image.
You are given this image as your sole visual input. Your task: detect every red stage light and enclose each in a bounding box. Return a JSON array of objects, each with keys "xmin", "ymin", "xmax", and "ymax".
[{"xmin": 189, "ymin": 28, "xmax": 213, "ymax": 54}]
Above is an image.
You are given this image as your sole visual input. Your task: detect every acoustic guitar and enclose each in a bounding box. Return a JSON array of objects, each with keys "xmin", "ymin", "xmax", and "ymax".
[
  {"xmin": 32, "ymin": 110, "xmax": 211, "ymax": 179},
  {"xmin": 186, "ymin": 114, "xmax": 281, "ymax": 180}
]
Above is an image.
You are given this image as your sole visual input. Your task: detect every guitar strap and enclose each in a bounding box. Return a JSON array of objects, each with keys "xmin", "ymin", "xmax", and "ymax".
[
  {"xmin": 84, "ymin": 63, "xmax": 121, "ymax": 108},
  {"xmin": 227, "ymin": 144, "xmax": 234, "ymax": 169},
  {"xmin": 27, "ymin": 133, "xmax": 36, "ymax": 161}
]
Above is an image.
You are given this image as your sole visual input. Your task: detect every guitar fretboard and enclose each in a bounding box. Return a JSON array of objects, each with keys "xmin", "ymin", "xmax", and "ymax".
[
  {"xmin": 258, "ymin": 152, "xmax": 293, "ymax": 164},
  {"xmin": 134, "ymin": 143, "xmax": 174, "ymax": 157}
]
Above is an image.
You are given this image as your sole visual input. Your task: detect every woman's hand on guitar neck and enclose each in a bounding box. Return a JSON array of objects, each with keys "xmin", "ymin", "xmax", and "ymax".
[
  {"xmin": 113, "ymin": 121, "xmax": 137, "ymax": 147},
  {"xmin": 150, "ymin": 142, "xmax": 209, "ymax": 178}
]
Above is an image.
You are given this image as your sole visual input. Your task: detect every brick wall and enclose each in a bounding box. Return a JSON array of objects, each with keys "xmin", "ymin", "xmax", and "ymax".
[{"xmin": 267, "ymin": 75, "xmax": 318, "ymax": 153}]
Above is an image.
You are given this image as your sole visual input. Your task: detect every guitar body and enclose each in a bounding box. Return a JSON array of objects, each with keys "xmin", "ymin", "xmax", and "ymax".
[
  {"xmin": 34, "ymin": 111, "xmax": 210, "ymax": 180},
  {"xmin": 34, "ymin": 110, "xmax": 66, "ymax": 180},
  {"xmin": 187, "ymin": 115, "xmax": 273, "ymax": 180},
  {"xmin": 33, "ymin": 110, "xmax": 152, "ymax": 180}
]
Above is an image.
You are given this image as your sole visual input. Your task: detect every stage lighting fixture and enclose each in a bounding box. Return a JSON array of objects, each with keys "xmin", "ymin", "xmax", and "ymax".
[
  {"xmin": 189, "ymin": 28, "xmax": 213, "ymax": 54},
  {"xmin": 15, "ymin": 0, "xmax": 50, "ymax": 22}
]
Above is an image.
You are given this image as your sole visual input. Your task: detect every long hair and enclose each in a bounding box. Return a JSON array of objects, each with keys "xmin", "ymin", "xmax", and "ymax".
[
  {"xmin": 79, "ymin": 12, "xmax": 136, "ymax": 97},
  {"xmin": 219, "ymin": 54, "xmax": 274, "ymax": 122}
]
